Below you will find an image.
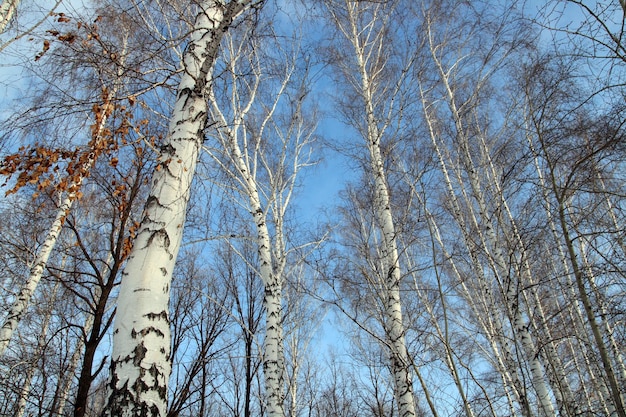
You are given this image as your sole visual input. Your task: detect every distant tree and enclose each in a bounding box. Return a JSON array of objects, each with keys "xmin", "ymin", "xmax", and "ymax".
[
  {"xmin": 322, "ymin": 1, "xmax": 418, "ymax": 415},
  {"xmin": 203, "ymin": 13, "xmax": 318, "ymax": 414}
]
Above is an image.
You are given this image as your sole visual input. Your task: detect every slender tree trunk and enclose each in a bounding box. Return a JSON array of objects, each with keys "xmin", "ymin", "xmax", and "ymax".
[
  {"xmin": 479, "ymin": 133, "xmax": 580, "ymax": 416},
  {"xmin": 228, "ymin": 129, "xmax": 285, "ymax": 417},
  {"xmin": 244, "ymin": 332, "xmax": 253, "ymax": 417},
  {"xmin": 420, "ymin": 87, "xmax": 531, "ymax": 417},
  {"xmin": 527, "ymin": 134, "xmax": 615, "ymax": 415},
  {"xmin": 578, "ymin": 231, "xmax": 626, "ymax": 387},
  {"xmin": 206, "ymin": 32, "xmax": 311, "ymax": 414},
  {"xmin": 527, "ymin": 104, "xmax": 626, "ymax": 416},
  {"xmin": 556, "ymin": 198, "xmax": 626, "ymax": 417},
  {"xmin": 425, "ymin": 24, "xmax": 556, "ymax": 412},
  {"xmin": 337, "ymin": 3, "xmax": 417, "ymax": 414},
  {"xmin": 13, "ymin": 281, "xmax": 60, "ymax": 417},
  {"xmin": 0, "ymin": 67, "xmax": 123, "ymax": 357},
  {"xmin": 367, "ymin": 131, "xmax": 416, "ymax": 417},
  {"xmin": 0, "ymin": 193, "xmax": 69, "ymax": 356},
  {"xmin": 74, "ymin": 268, "xmax": 117, "ymax": 417},
  {"xmin": 54, "ymin": 312, "xmax": 93, "ymax": 417},
  {"xmin": 101, "ymin": 2, "xmax": 256, "ymax": 416}
]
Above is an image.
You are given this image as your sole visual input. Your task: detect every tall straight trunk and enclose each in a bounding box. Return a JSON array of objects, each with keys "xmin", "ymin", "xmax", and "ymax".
[
  {"xmin": 527, "ymin": 106, "xmax": 626, "ymax": 416},
  {"xmin": 225, "ymin": 124, "xmax": 285, "ymax": 417},
  {"xmin": 101, "ymin": 2, "xmax": 256, "ymax": 416},
  {"xmin": 556, "ymin": 198, "xmax": 626, "ymax": 417},
  {"xmin": 366, "ymin": 126, "xmax": 416, "ymax": 417},
  {"xmin": 578, "ymin": 229, "xmax": 626, "ymax": 387},
  {"xmin": 0, "ymin": 193, "xmax": 69, "ymax": 356},
  {"xmin": 479, "ymin": 133, "xmax": 579, "ymax": 416},
  {"xmin": 425, "ymin": 23, "xmax": 556, "ymax": 413},
  {"xmin": 335, "ymin": 3, "xmax": 417, "ymax": 414},
  {"xmin": 55, "ymin": 310, "xmax": 94, "ymax": 417},
  {"xmin": 206, "ymin": 34, "xmax": 309, "ymax": 414},
  {"xmin": 74, "ymin": 252, "xmax": 120, "ymax": 417},
  {"xmin": 527, "ymin": 134, "xmax": 615, "ymax": 415}
]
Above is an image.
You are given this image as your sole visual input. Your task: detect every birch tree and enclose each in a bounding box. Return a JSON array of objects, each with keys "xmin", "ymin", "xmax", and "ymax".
[
  {"xmin": 323, "ymin": 1, "xmax": 418, "ymax": 415},
  {"xmin": 203, "ymin": 16, "xmax": 317, "ymax": 414},
  {"xmin": 0, "ymin": 5, "xmax": 146, "ymax": 357},
  {"xmin": 0, "ymin": 0, "xmax": 18, "ymax": 34},
  {"xmin": 520, "ymin": 52, "xmax": 626, "ymax": 416},
  {"xmin": 101, "ymin": 1, "xmax": 261, "ymax": 415}
]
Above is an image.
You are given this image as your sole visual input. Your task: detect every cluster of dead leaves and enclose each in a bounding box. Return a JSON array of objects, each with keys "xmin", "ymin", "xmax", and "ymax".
[
  {"xmin": 0, "ymin": 87, "xmax": 142, "ymax": 200},
  {"xmin": 35, "ymin": 13, "xmax": 103, "ymax": 61}
]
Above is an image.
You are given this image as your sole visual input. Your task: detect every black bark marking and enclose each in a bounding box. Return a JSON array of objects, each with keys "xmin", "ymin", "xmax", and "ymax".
[
  {"xmin": 133, "ymin": 342, "xmax": 147, "ymax": 366},
  {"xmin": 146, "ymin": 228, "xmax": 170, "ymax": 250},
  {"xmin": 145, "ymin": 195, "xmax": 159, "ymax": 211},
  {"xmin": 177, "ymin": 87, "xmax": 193, "ymax": 110},
  {"xmin": 159, "ymin": 143, "xmax": 175, "ymax": 156},
  {"xmin": 145, "ymin": 310, "xmax": 168, "ymax": 321}
]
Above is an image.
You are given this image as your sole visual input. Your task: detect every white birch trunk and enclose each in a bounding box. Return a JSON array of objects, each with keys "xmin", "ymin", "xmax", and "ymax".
[
  {"xmin": 368, "ymin": 135, "xmax": 417, "ymax": 417},
  {"xmin": 458, "ymin": 132, "xmax": 555, "ymax": 416},
  {"xmin": 205, "ymin": 30, "xmax": 312, "ymax": 414},
  {"xmin": 0, "ymin": 193, "xmax": 68, "ymax": 356},
  {"xmin": 331, "ymin": 3, "xmax": 417, "ymax": 414},
  {"xmin": 479, "ymin": 133, "xmax": 580, "ymax": 416},
  {"xmin": 102, "ymin": 2, "xmax": 255, "ymax": 415},
  {"xmin": 424, "ymin": 23, "xmax": 556, "ymax": 412},
  {"xmin": 525, "ymin": 110, "xmax": 625, "ymax": 416},
  {"xmin": 221, "ymin": 121, "xmax": 286, "ymax": 417},
  {"xmin": 0, "ymin": 107, "xmax": 112, "ymax": 357},
  {"xmin": 578, "ymin": 231, "xmax": 626, "ymax": 382},
  {"xmin": 0, "ymin": 36, "xmax": 130, "ymax": 354}
]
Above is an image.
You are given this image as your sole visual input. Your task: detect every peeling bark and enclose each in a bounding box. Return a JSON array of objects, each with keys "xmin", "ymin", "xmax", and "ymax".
[{"xmin": 102, "ymin": 2, "xmax": 257, "ymax": 416}]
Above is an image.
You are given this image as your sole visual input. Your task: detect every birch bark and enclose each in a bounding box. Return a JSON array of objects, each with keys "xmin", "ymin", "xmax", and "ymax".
[
  {"xmin": 204, "ymin": 24, "xmax": 315, "ymax": 415},
  {"xmin": 524, "ymin": 82, "xmax": 626, "ymax": 416},
  {"xmin": 208, "ymin": 74, "xmax": 287, "ymax": 417},
  {"xmin": 424, "ymin": 18, "xmax": 558, "ymax": 414},
  {"xmin": 101, "ymin": 2, "xmax": 257, "ymax": 416},
  {"xmin": 527, "ymin": 132, "xmax": 616, "ymax": 416},
  {"xmin": 419, "ymin": 83, "xmax": 532, "ymax": 416},
  {"xmin": 329, "ymin": 2, "xmax": 417, "ymax": 415},
  {"xmin": 482, "ymin": 141, "xmax": 579, "ymax": 416},
  {"xmin": 0, "ymin": 85, "xmax": 118, "ymax": 357},
  {"xmin": 208, "ymin": 78, "xmax": 286, "ymax": 417},
  {"xmin": 0, "ymin": 26, "xmax": 135, "ymax": 355}
]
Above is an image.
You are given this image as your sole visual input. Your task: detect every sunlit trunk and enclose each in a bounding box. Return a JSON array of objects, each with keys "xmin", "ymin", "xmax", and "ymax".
[{"xmin": 101, "ymin": 2, "xmax": 255, "ymax": 415}]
